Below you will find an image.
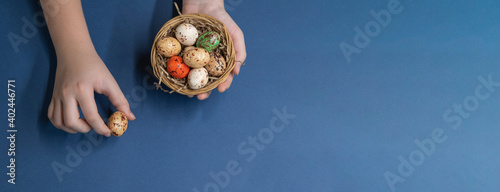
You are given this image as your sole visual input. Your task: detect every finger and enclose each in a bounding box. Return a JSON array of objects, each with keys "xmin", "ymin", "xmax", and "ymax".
[
  {"xmin": 51, "ymin": 99, "xmax": 64, "ymax": 129},
  {"xmin": 58, "ymin": 122, "xmax": 78, "ymax": 134},
  {"xmin": 60, "ymin": 126, "xmax": 78, "ymax": 134},
  {"xmin": 48, "ymin": 97, "xmax": 55, "ymax": 120},
  {"xmin": 230, "ymin": 28, "xmax": 246, "ymax": 75},
  {"xmin": 102, "ymin": 81, "xmax": 135, "ymax": 120},
  {"xmin": 187, "ymin": 95, "xmax": 194, "ymax": 98},
  {"xmin": 218, "ymin": 73, "xmax": 234, "ymax": 93},
  {"xmin": 78, "ymin": 92, "xmax": 111, "ymax": 137},
  {"xmin": 51, "ymin": 99, "xmax": 77, "ymax": 134},
  {"xmin": 62, "ymin": 98, "xmax": 91, "ymax": 133},
  {"xmin": 197, "ymin": 91, "xmax": 211, "ymax": 100}
]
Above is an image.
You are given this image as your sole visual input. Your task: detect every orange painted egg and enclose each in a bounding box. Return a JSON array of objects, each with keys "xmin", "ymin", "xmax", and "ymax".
[{"xmin": 166, "ymin": 56, "xmax": 190, "ymax": 79}]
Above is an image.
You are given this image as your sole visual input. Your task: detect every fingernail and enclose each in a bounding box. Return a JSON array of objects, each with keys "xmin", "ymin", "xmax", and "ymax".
[
  {"xmin": 106, "ymin": 133, "xmax": 111, "ymax": 137},
  {"xmin": 130, "ymin": 112, "xmax": 136, "ymax": 120}
]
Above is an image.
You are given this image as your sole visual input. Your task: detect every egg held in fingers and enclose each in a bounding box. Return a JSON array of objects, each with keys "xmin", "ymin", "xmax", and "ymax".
[{"xmin": 107, "ymin": 111, "xmax": 128, "ymax": 137}]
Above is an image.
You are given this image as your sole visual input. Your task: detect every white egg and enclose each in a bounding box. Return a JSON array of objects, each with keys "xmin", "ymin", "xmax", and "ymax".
[
  {"xmin": 175, "ymin": 23, "xmax": 198, "ymax": 46},
  {"xmin": 188, "ymin": 68, "xmax": 209, "ymax": 90}
]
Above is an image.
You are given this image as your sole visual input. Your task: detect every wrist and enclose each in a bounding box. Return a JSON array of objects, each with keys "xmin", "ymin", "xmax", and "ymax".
[
  {"xmin": 55, "ymin": 42, "xmax": 99, "ymax": 66},
  {"xmin": 182, "ymin": 0, "xmax": 224, "ymax": 13},
  {"xmin": 55, "ymin": 40, "xmax": 97, "ymax": 61}
]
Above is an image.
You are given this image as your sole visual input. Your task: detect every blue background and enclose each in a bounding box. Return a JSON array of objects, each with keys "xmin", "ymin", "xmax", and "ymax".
[{"xmin": 1, "ymin": 0, "xmax": 500, "ymax": 191}]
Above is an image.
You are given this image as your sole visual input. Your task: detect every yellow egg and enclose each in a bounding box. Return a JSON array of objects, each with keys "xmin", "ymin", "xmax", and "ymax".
[
  {"xmin": 157, "ymin": 37, "xmax": 181, "ymax": 57},
  {"xmin": 107, "ymin": 111, "xmax": 128, "ymax": 137},
  {"xmin": 183, "ymin": 48, "xmax": 210, "ymax": 69}
]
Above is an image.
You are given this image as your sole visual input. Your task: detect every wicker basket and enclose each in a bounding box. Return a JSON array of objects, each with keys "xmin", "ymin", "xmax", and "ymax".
[{"xmin": 150, "ymin": 5, "xmax": 235, "ymax": 95}]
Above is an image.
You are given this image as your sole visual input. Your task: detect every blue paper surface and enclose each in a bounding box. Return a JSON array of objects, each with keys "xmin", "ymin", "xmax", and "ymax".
[{"xmin": 1, "ymin": 0, "xmax": 500, "ymax": 191}]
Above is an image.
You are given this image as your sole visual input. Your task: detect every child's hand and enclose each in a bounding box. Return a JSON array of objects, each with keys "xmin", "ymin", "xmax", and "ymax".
[
  {"xmin": 48, "ymin": 50, "xmax": 135, "ymax": 137},
  {"xmin": 42, "ymin": 0, "xmax": 135, "ymax": 136},
  {"xmin": 183, "ymin": 0, "xmax": 247, "ymax": 100}
]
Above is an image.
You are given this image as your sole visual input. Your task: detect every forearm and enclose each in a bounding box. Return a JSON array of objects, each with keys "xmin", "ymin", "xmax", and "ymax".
[
  {"xmin": 41, "ymin": 0, "xmax": 95, "ymax": 59},
  {"xmin": 182, "ymin": 0, "xmax": 224, "ymax": 12}
]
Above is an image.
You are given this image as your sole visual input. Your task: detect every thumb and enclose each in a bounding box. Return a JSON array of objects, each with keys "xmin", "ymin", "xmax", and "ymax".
[
  {"xmin": 230, "ymin": 27, "xmax": 246, "ymax": 75},
  {"xmin": 103, "ymin": 80, "xmax": 136, "ymax": 121}
]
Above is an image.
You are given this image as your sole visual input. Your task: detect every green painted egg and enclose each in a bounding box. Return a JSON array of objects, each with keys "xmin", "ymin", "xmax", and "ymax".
[{"xmin": 196, "ymin": 31, "xmax": 220, "ymax": 52}]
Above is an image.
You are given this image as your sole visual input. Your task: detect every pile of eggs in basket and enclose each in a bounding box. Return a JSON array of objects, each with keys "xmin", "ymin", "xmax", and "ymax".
[{"xmin": 156, "ymin": 23, "xmax": 226, "ymax": 90}]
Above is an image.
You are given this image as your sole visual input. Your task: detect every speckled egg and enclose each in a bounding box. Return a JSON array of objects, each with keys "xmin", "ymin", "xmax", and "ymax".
[
  {"xmin": 157, "ymin": 37, "xmax": 181, "ymax": 57},
  {"xmin": 183, "ymin": 47, "xmax": 210, "ymax": 69},
  {"xmin": 188, "ymin": 68, "xmax": 209, "ymax": 90},
  {"xmin": 166, "ymin": 56, "xmax": 190, "ymax": 79},
  {"xmin": 196, "ymin": 31, "xmax": 220, "ymax": 52},
  {"xmin": 107, "ymin": 111, "xmax": 128, "ymax": 137},
  {"xmin": 205, "ymin": 53, "xmax": 226, "ymax": 76},
  {"xmin": 175, "ymin": 23, "xmax": 198, "ymax": 46},
  {"xmin": 183, "ymin": 46, "xmax": 196, "ymax": 55}
]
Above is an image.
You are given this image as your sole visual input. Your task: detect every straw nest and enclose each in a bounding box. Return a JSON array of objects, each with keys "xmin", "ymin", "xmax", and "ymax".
[{"xmin": 150, "ymin": 4, "xmax": 235, "ymax": 95}]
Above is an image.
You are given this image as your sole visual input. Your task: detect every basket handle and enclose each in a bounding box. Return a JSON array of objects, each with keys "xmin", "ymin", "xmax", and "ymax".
[{"xmin": 174, "ymin": 2, "xmax": 185, "ymax": 20}]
